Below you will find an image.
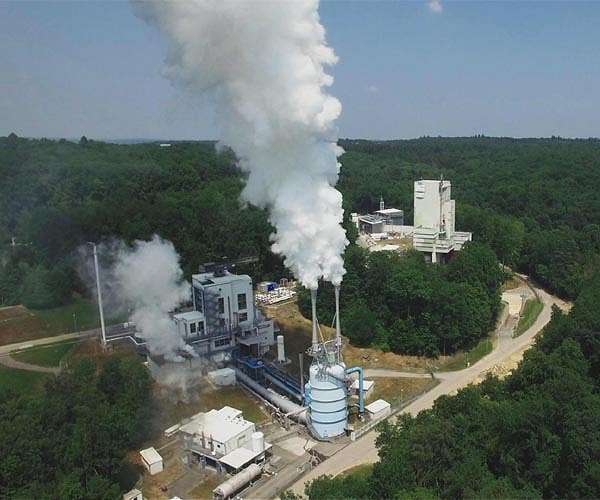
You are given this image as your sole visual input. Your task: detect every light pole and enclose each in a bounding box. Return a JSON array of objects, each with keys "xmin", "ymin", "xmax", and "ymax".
[{"xmin": 89, "ymin": 242, "xmax": 106, "ymax": 346}]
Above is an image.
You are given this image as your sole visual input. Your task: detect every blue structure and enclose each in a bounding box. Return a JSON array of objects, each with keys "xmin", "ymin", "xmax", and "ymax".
[
  {"xmin": 305, "ymin": 361, "xmax": 348, "ymax": 439},
  {"xmin": 346, "ymin": 366, "xmax": 365, "ymax": 414}
]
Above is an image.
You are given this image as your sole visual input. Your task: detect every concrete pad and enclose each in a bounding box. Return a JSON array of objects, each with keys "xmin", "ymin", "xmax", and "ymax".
[
  {"xmin": 276, "ymin": 436, "xmax": 316, "ymax": 457},
  {"xmin": 502, "ymin": 291, "xmax": 526, "ymax": 316}
]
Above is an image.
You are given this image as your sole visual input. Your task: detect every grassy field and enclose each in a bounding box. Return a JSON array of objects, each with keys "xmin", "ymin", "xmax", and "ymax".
[
  {"xmin": 514, "ymin": 298, "xmax": 543, "ymax": 337},
  {"xmin": 0, "ymin": 297, "xmax": 126, "ymax": 346},
  {"xmin": 200, "ymin": 386, "xmax": 269, "ymax": 423},
  {"xmin": 13, "ymin": 341, "xmax": 76, "ymax": 367},
  {"xmin": 0, "ymin": 365, "xmax": 50, "ymax": 394},
  {"xmin": 366, "ymin": 377, "xmax": 439, "ymax": 408},
  {"xmin": 188, "ymin": 473, "xmax": 222, "ymax": 499},
  {"xmin": 34, "ymin": 297, "xmax": 127, "ymax": 335},
  {"xmin": 438, "ymin": 337, "xmax": 494, "ymax": 372}
]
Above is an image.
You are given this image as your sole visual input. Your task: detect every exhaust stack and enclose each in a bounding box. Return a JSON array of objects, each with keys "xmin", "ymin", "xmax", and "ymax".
[
  {"xmin": 334, "ymin": 285, "xmax": 341, "ymax": 348},
  {"xmin": 311, "ymin": 288, "xmax": 318, "ymax": 349}
]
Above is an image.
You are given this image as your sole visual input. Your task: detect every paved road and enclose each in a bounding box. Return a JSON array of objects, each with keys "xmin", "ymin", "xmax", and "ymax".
[
  {"xmin": 290, "ymin": 283, "xmax": 569, "ymax": 496},
  {"xmin": 364, "ymin": 368, "xmax": 442, "ymax": 380},
  {"xmin": 0, "ymin": 329, "xmax": 99, "ymax": 356}
]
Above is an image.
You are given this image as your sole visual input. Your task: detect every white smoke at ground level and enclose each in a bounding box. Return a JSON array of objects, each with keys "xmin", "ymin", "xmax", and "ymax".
[
  {"xmin": 134, "ymin": 0, "xmax": 348, "ymax": 289},
  {"xmin": 112, "ymin": 235, "xmax": 191, "ymax": 361},
  {"xmin": 77, "ymin": 235, "xmax": 192, "ymax": 361}
]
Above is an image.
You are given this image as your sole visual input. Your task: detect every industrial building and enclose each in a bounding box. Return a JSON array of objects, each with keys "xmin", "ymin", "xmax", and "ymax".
[
  {"xmin": 355, "ymin": 197, "xmax": 404, "ymax": 234},
  {"xmin": 174, "ymin": 264, "xmax": 276, "ymax": 358},
  {"xmin": 413, "ymin": 179, "xmax": 472, "ymax": 263},
  {"xmin": 180, "ymin": 406, "xmax": 271, "ymax": 473},
  {"xmin": 354, "ymin": 180, "xmax": 472, "ymax": 262}
]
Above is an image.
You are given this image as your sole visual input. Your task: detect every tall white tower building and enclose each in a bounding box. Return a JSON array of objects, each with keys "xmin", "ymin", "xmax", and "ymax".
[{"xmin": 413, "ymin": 179, "xmax": 471, "ymax": 263}]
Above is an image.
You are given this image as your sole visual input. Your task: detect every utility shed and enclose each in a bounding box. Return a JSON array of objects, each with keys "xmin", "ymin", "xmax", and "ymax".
[
  {"xmin": 140, "ymin": 447, "xmax": 163, "ymax": 475},
  {"xmin": 350, "ymin": 379, "xmax": 375, "ymax": 398},
  {"xmin": 123, "ymin": 489, "xmax": 143, "ymax": 500},
  {"xmin": 365, "ymin": 399, "xmax": 391, "ymax": 421},
  {"xmin": 208, "ymin": 367, "xmax": 236, "ymax": 386}
]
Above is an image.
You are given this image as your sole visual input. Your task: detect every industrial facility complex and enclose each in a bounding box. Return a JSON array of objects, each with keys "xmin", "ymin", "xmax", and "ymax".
[
  {"xmin": 353, "ymin": 178, "xmax": 472, "ymax": 262},
  {"xmin": 123, "ymin": 268, "xmax": 384, "ymax": 499},
  {"xmin": 121, "ymin": 179, "xmax": 473, "ymax": 498}
]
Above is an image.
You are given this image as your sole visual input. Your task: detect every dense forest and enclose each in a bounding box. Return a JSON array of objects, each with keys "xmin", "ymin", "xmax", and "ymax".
[
  {"xmin": 0, "ymin": 134, "xmax": 282, "ymax": 309},
  {"xmin": 2, "ymin": 134, "xmax": 600, "ymax": 353},
  {"xmin": 338, "ymin": 137, "xmax": 600, "ymax": 299},
  {"xmin": 298, "ymin": 271, "xmax": 600, "ymax": 499},
  {"xmin": 298, "ymin": 243, "xmax": 504, "ymax": 356},
  {"xmin": 0, "ymin": 356, "xmax": 151, "ymax": 498}
]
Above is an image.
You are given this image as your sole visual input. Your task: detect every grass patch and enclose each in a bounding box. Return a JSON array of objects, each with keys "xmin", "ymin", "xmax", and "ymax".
[
  {"xmin": 514, "ymin": 298, "xmax": 543, "ymax": 337},
  {"xmin": 33, "ymin": 296, "xmax": 126, "ymax": 336},
  {"xmin": 0, "ymin": 365, "xmax": 50, "ymax": 394},
  {"xmin": 201, "ymin": 386, "xmax": 268, "ymax": 423},
  {"xmin": 13, "ymin": 341, "xmax": 76, "ymax": 367},
  {"xmin": 188, "ymin": 473, "xmax": 222, "ymax": 499},
  {"xmin": 438, "ymin": 337, "xmax": 493, "ymax": 372},
  {"xmin": 339, "ymin": 463, "xmax": 374, "ymax": 479},
  {"xmin": 366, "ymin": 377, "xmax": 438, "ymax": 408},
  {"xmin": 502, "ymin": 274, "xmax": 523, "ymax": 291}
]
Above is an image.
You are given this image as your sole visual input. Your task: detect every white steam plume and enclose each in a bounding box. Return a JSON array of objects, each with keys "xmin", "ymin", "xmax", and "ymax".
[
  {"xmin": 134, "ymin": 0, "xmax": 348, "ymax": 289},
  {"xmin": 113, "ymin": 235, "xmax": 192, "ymax": 361}
]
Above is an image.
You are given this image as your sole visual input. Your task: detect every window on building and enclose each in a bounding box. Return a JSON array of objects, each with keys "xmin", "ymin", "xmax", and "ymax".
[
  {"xmin": 190, "ymin": 322, "xmax": 197, "ymax": 334},
  {"xmin": 218, "ymin": 297, "xmax": 224, "ymax": 314},
  {"xmin": 214, "ymin": 338, "xmax": 230, "ymax": 347},
  {"xmin": 194, "ymin": 287, "xmax": 203, "ymax": 312},
  {"xmin": 198, "ymin": 322, "xmax": 205, "ymax": 336},
  {"xmin": 237, "ymin": 293, "xmax": 247, "ymax": 310},
  {"xmin": 239, "ymin": 312, "xmax": 248, "ymax": 323}
]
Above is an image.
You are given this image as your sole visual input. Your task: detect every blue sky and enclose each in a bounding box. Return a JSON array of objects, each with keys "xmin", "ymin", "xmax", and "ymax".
[{"xmin": 1, "ymin": 1, "xmax": 599, "ymax": 140}]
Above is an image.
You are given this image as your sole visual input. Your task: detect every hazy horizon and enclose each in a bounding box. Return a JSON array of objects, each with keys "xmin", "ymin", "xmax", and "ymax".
[{"xmin": 3, "ymin": 1, "xmax": 600, "ymax": 140}]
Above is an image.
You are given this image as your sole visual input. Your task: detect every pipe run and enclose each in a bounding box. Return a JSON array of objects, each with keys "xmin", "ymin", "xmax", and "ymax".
[
  {"xmin": 334, "ymin": 285, "xmax": 341, "ymax": 350},
  {"xmin": 310, "ymin": 288, "xmax": 318, "ymax": 349},
  {"xmin": 235, "ymin": 369, "xmax": 307, "ymax": 423},
  {"xmin": 346, "ymin": 366, "xmax": 365, "ymax": 414}
]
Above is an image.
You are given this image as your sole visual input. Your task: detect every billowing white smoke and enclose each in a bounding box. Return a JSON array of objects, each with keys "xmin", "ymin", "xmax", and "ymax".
[
  {"xmin": 112, "ymin": 235, "xmax": 192, "ymax": 361},
  {"xmin": 135, "ymin": 0, "xmax": 347, "ymax": 289}
]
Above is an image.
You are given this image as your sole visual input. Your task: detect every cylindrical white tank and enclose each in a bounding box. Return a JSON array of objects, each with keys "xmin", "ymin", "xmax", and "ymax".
[
  {"xmin": 277, "ymin": 335, "xmax": 285, "ymax": 362},
  {"xmin": 251, "ymin": 431, "xmax": 264, "ymax": 454},
  {"xmin": 307, "ymin": 362, "xmax": 347, "ymax": 439},
  {"xmin": 213, "ymin": 464, "xmax": 262, "ymax": 499}
]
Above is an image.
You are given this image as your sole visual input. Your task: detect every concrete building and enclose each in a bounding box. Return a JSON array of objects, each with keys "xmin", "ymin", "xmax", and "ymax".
[
  {"xmin": 354, "ymin": 197, "xmax": 405, "ymax": 236},
  {"xmin": 365, "ymin": 399, "xmax": 391, "ymax": 421},
  {"xmin": 173, "ymin": 265, "xmax": 276, "ymax": 359},
  {"xmin": 357, "ymin": 214, "xmax": 384, "ymax": 234},
  {"xmin": 413, "ymin": 179, "xmax": 472, "ymax": 263},
  {"xmin": 180, "ymin": 406, "xmax": 271, "ymax": 473},
  {"xmin": 140, "ymin": 447, "xmax": 163, "ymax": 475}
]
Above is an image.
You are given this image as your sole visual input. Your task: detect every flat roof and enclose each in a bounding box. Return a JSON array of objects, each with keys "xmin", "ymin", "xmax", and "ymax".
[
  {"xmin": 220, "ymin": 447, "xmax": 259, "ymax": 469},
  {"xmin": 173, "ymin": 311, "xmax": 203, "ymax": 322},
  {"xmin": 365, "ymin": 399, "xmax": 391, "ymax": 413},
  {"xmin": 350, "ymin": 379, "xmax": 375, "ymax": 391},
  {"xmin": 179, "ymin": 406, "xmax": 254, "ymax": 443},
  {"xmin": 192, "ymin": 271, "xmax": 251, "ymax": 287},
  {"xmin": 358, "ymin": 214, "xmax": 383, "ymax": 224},
  {"xmin": 140, "ymin": 447, "xmax": 162, "ymax": 465},
  {"xmin": 375, "ymin": 208, "xmax": 403, "ymax": 215}
]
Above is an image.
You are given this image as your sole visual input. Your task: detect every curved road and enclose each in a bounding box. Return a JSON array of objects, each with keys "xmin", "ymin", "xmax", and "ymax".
[{"xmin": 290, "ymin": 284, "xmax": 569, "ymax": 495}]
